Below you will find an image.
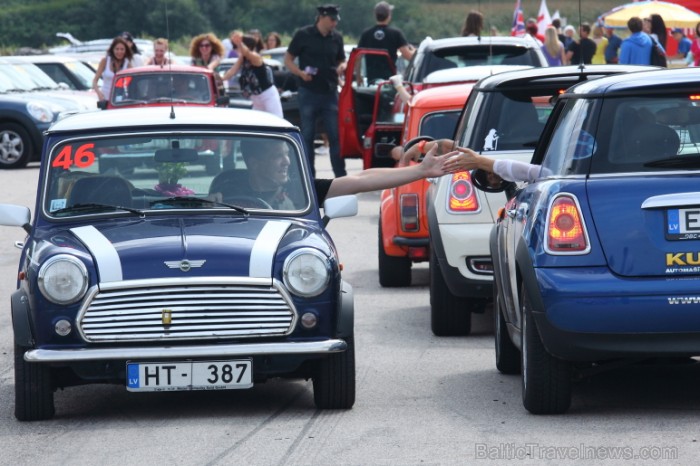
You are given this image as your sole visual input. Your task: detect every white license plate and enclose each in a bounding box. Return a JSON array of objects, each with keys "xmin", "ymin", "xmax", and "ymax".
[
  {"xmin": 667, "ymin": 208, "xmax": 700, "ymax": 240},
  {"xmin": 126, "ymin": 360, "xmax": 253, "ymax": 392}
]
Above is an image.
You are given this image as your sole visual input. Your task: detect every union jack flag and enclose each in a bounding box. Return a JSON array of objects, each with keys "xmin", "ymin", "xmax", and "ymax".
[{"xmin": 511, "ymin": 0, "xmax": 525, "ymax": 37}]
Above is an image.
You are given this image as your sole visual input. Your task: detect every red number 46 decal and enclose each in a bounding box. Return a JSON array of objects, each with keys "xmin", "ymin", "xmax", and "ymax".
[{"xmin": 52, "ymin": 143, "xmax": 96, "ymax": 169}]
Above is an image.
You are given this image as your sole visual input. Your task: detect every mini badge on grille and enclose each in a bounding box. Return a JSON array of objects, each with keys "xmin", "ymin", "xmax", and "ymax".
[
  {"xmin": 164, "ymin": 259, "xmax": 206, "ymax": 272},
  {"xmin": 162, "ymin": 309, "xmax": 173, "ymax": 326}
]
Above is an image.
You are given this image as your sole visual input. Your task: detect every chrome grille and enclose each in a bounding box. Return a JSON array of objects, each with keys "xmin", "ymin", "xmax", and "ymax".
[{"xmin": 77, "ymin": 278, "xmax": 297, "ymax": 342}]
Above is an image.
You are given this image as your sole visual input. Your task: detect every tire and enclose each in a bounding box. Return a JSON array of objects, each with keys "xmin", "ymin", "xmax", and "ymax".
[
  {"xmin": 520, "ymin": 286, "xmax": 571, "ymax": 414},
  {"xmin": 429, "ymin": 246, "xmax": 472, "ymax": 336},
  {"xmin": 378, "ymin": 220, "xmax": 411, "ymax": 287},
  {"xmin": 0, "ymin": 123, "xmax": 33, "ymax": 169},
  {"xmin": 313, "ymin": 337, "xmax": 356, "ymax": 409},
  {"xmin": 14, "ymin": 344, "xmax": 55, "ymax": 421},
  {"xmin": 494, "ymin": 283, "xmax": 520, "ymax": 374}
]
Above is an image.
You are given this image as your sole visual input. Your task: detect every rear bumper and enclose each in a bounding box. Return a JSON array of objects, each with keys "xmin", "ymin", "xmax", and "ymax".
[
  {"xmin": 529, "ymin": 267, "xmax": 700, "ymax": 360},
  {"xmin": 25, "ymin": 339, "xmax": 347, "ymax": 363}
]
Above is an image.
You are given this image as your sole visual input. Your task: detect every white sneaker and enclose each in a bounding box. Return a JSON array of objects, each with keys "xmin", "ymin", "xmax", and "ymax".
[{"xmin": 315, "ymin": 146, "xmax": 329, "ymax": 155}]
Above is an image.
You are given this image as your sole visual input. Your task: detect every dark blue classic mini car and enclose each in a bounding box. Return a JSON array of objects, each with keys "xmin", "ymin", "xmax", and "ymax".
[
  {"xmin": 487, "ymin": 67, "xmax": 700, "ymax": 414},
  {"xmin": 1, "ymin": 106, "xmax": 358, "ymax": 421}
]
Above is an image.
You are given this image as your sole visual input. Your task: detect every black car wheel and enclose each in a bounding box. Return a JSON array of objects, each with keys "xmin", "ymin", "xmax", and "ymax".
[
  {"xmin": 429, "ymin": 246, "xmax": 472, "ymax": 336},
  {"xmin": 14, "ymin": 344, "xmax": 55, "ymax": 421},
  {"xmin": 520, "ymin": 285, "xmax": 571, "ymax": 414},
  {"xmin": 494, "ymin": 283, "xmax": 520, "ymax": 374},
  {"xmin": 313, "ymin": 337, "xmax": 356, "ymax": 409},
  {"xmin": 378, "ymin": 220, "xmax": 411, "ymax": 287},
  {"xmin": 0, "ymin": 123, "xmax": 32, "ymax": 169}
]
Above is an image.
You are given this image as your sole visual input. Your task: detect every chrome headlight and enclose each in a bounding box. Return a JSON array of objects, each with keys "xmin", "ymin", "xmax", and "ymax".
[
  {"xmin": 38, "ymin": 255, "xmax": 89, "ymax": 304},
  {"xmin": 283, "ymin": 248, "xmax": 330, "ymax": 297},
  {"xmin": 26, "ymin": 101, "xmax": 55, "ymax": 123}
]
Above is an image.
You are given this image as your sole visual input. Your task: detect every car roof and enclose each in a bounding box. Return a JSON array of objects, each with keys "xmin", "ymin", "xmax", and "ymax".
[
  {"xmin": 410, "ymin": 82, "xmax": 475, "ymax": 109},
  {"xmin": 114, "ymin": 64, "xmax": 215, "ymax": 75},
  {"xmin": 418, "ymin": 35, "xmax": 542, "ymax": 52},
  {"xmin": 472, "ymin": 64, "xmax": 661, "ymax": 91},
  {"xmin": 564, "ymin": 66, "xmax": 700, "ymax": 96},
  {"xmin": 9, "ymin": 54, "xmax": 82, "ymax": 64},
  {"xmin": 48, "ymin": 107, "xmax": 294, "ymax": 133},
  {"xmin": 423, "ymin": 65, "xmax": 533, "ymax": 85}
]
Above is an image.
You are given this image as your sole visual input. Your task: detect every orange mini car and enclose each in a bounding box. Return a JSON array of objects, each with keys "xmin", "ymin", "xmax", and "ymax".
[{"xmin": 377, "ymin": 83, "xmax": 475, "ymax": 287}]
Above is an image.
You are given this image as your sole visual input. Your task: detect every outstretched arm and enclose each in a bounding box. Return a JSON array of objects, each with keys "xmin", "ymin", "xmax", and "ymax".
[{"xmin": 326, "ymin": 145, "xmax": 453, "ymax": 199}]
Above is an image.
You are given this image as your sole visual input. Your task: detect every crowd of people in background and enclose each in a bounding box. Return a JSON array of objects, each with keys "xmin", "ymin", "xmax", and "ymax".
[{"xmin": 87, "ymin": 3, "xmax": 700, "ymax": 180}]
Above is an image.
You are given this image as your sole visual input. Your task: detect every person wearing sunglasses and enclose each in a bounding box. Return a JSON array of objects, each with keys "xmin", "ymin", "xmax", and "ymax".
[{"xmin": 189, "ymin": 33, "xmax": 224, "ymax": 71}]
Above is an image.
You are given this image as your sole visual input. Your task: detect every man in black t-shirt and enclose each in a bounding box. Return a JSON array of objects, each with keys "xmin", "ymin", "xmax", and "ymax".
[
  {"xmin": 566, "ymin": 23, "xmax": 597, "ymax": 65},
  {"xmin": 285, "ymin": 4, "xmax": 347, "ymax": 179},
  {"xmin": 357, "ymin": 1, "xmax": 415, "ymax": 83}
]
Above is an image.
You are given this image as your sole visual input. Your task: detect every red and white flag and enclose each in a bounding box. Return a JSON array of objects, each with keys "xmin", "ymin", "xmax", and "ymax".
[
  {"xmin": 537, "ymin": 0, "xmax": 552, "ymax": 35},
  {"xmin": 511, "ymin": 0, "xmax": 525, "ymax": 37}
]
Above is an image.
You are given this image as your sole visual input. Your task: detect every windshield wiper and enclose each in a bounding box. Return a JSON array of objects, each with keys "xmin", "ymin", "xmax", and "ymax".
[
  {"xmin": 152, "ymin": 196, "xmax": 249, "ymax": 215},
  {"xmin": 53, "ymin": 203, "xmax": 145, "ymax": 216},
  {"xmin": 643, "ymin": 157, "xmax": 700, "ymax": 169}
]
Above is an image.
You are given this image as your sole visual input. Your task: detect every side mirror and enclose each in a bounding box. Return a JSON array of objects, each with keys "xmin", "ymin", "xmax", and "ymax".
[
  {"xmin": 97, "ymin": 100, "xmax": 108, "ymax": 110},
  {"xmin": 470, "ymin": 169, "xmax": 511, "ymax": 193},
  {"xmin": 374, "ymin": 142, "xmax": 396, "ymax": 159},
  {"xmin": 0, "ymin": 204, "xmax": 31, "ymax": 234},
  {"xmin": 322, "ymin": 195, "xmax": 358, "ymax": 227},
  {"xmin": 217, "ymin": 96, "xmax": 230, "ymax": 107}
]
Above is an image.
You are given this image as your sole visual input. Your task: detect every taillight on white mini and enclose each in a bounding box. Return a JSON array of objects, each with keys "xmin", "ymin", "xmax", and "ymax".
[
  {"xmin": 545, "ymin": 194, "xmax": 590, "ymax": 254},
  {"xmin": 447, "ymin": 172, "xmax": 479, "ymax": 213},
  {"xmin": 400, "ymin": 193, "xmax": 419, "ymax": 232}
]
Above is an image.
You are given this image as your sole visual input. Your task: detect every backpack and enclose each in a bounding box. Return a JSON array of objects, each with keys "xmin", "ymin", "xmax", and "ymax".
[{"xmin": 650, "ymin": 37, "xmax": 668, "ymax": 67}]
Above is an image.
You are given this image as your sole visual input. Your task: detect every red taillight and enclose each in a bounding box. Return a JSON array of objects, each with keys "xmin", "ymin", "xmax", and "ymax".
[
  {"xmin": 400, "ymin": 193, "xmax": 419, "ymax": 232},
  {"xmin": 546, "ymin": 195, "xmax": 588, "ymax": 253},
  {"xmin": 448, "ymin": 172, "xmax": 479, "ymax": 212}
]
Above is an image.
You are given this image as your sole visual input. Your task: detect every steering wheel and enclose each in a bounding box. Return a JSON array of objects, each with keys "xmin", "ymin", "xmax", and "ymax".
[
  {"xmin": 403, "ymin": 136, "xmax": 435, "ymax": 162},
  {"xmin": 470, "ymin": 169, "xmax": 514, "ymax": 194},
  {"xmin": 223, "ymin": 196, "xmax": 273, "ymax": 209}
]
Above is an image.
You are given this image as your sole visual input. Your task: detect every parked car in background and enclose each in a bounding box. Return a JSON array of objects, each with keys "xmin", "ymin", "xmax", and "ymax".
[
  {"xmin": 0, "ymin": 59, "xmax": 97, "ymax": 169},
  {"xmin": 49, "ymin": 32, "xmax": 153, "ymax": 58},
  {"xmin": 427, "ymin": 65, "xmax": 657, "ymax": 337},
  {"xmin": 17, "ymin": 55, "xmax": 97, "ymax": 91},
  {"xmin": 1, "ymin": 106, "xmax": 357, "ymax": 421},
  {"xmin": 485, "ymin": 67, "xmax": 700, "ymax": 415}
]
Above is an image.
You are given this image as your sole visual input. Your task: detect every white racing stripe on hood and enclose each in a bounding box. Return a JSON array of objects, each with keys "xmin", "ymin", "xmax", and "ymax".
[
  {"xmin": 250, "ymin": 221, "xmax": 291, "ymax": 278},
  {"xmin": 70, "ymin": 225, "xmax": 123, "ymax": 283}
]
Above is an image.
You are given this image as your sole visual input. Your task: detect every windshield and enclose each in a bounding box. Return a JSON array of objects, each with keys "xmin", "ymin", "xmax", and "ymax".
[
  {"xmin": 111, "ymin": 72, "xmax": 213, "ymax": 106},
  {"xmin": 43, "ymin": 132, "xmax": 311, "ymax": 218},
  {"xmin": 9, "ymin": 63, "xmax": 60, "ymax": 89}
]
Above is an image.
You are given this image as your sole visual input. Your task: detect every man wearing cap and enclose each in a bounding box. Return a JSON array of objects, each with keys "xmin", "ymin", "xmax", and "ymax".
[
  {"xmin": 358, "ymin": 2, "xmax": 414, "ymax": 83},
  {"xmin": 671, "ymin": 28, "xmax": 692, "ymax": 61},
  {"xmin": 285, "ymin": 4, "xmax": 347, "ymax": 178}
]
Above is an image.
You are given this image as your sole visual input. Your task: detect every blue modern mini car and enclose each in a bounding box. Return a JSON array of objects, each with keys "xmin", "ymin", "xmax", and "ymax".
[
  {"xmin": 0, "ymin": 106, "xmax": 357, "ymax": 420},
  {"xmin": 487, "ymin": 67, "xmax": 700, "ymax": 414}
]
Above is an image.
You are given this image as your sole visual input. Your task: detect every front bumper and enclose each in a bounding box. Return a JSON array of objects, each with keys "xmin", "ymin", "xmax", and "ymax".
[{"xmin": 25, "ymin": 339, "xmax": 347, "ymax": 363}]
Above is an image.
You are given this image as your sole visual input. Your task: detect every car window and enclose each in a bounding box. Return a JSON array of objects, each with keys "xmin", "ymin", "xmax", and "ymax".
[
  {"xmin": 43, "ymin": 133, "xmax": 310, "ymax": 217},
  {"xmin": 111, "ymin": 73, "xmax": 212, "ymax": 105},
  {"xmin": 419, "ymin": 110, "xmax": 461, "ymax": 140},
  {"xmin": 418, "ymin": 46, "xmax": 541, "ymax": 81},
  {"xmin": 540, "ymin": 98, "xmax": 597, "ymax": 177},
  {"xmin": 462, "ymin": 90, "xmax": 555, "ymax": 152}
]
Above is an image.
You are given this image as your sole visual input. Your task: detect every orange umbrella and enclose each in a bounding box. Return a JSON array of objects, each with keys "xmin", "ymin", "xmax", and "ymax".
[{"xmin": 602, "ymin": 0, "xmax": 700, "ymax": 28}]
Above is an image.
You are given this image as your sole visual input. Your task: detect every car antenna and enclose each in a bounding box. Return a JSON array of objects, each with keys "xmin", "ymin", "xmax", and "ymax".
[
  {"xmin": 164, "ymin": 0, "xmax": 176, "ymax": 119},
  {"xmin": 577, "ymin": 0, "xmax": 585, "ymax": 72}
]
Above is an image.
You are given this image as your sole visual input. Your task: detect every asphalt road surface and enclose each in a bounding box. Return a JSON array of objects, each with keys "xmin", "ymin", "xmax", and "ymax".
[{"xmin": 0, "ymin": 155, "xmax": 698, "ymax": 465}]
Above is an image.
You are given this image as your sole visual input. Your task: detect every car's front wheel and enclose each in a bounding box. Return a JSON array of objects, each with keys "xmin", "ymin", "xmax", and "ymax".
[
  {"xmin": 520, "ymin": 286, "xmax": 571, "ymax": 414},
  {"xmin": 313, "ymin": 337, "xmax": 356, "ymax": 409},
  {"xmin": 429, "ymin": 246, "xmax": 474, "ymax": 336},
  {"xmin": 14, "ymin": 344, "xmax": 55, "ymax": 421},
  {"xmin": 0, "ymin": 123, "xmax": 33, "ymax": 169},
  {"xmin": 378, "ymin": 221, "xmax": 411, "ymax": 287},
  {"xmin": 494, "ymin": 284, "xmax": 520, "ymax": 374}
]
